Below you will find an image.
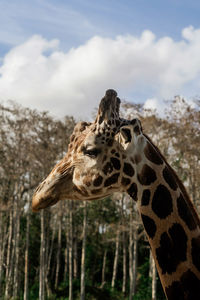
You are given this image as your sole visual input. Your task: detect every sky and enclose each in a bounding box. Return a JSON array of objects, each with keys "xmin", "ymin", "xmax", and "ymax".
[{"xmin": 0, "ymin": 0, "xmax": 200, "ymax": 119}]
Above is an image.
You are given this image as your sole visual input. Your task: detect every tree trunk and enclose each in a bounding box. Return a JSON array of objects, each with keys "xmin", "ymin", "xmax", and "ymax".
[
  {"xmin": 129, "ymin": 208, "xmax": 133, "ymax": 300},
  {"xmin": 24, "ymin": 211, "xmax": 30, "ymax": 300},
  {"xmin": 150, "ymin": 251, "xmax": 157, "ymax": 300},
  {"xmin": 13, "ymin": 200, "xmax": 21, "ymax": 298},
  {"xmin": 46, "ymin": 223, "xmax": 56, "ymax": 298},
  {"xmin": 5, "ymin": 209, "xmax": 13, "ymax": 298},
  {"xmin": 64, "ymin": 242, "xmax": 68, "ymax": 282},
  {"xmin": 68, "ymin": 200, "xmax": 73, "ymax": 300},
  {"xmin": 111, "ymin": 229, "xmax": 120, "ymax": 289},
  {"xmin": 152, "ymin": 260, "xmax": 157, "ymax": 300},
  {"xmin": 121, "ymin": 193, "xmax": 127, "ymax": 294},
  {"xmin": 39, "ymin": 210, "xmax": 45, "ymax": 300},
  {"xmin": 0, "ymin": 212, "xmax": 7, "ymax": 294},
  {"xmin": 55, "ymin": 202, "xmax": 62, "ymax": 289},
  {"xmin": 101, "ymin": 249, "xmax": 107, "ymax": 288},
  {"xmin": 122, "ymin": 230, "xmax": 127, "ymax": 293},
  {"xmin": 80, "ymin": 201, "xmax": 87, "ymax": 300},
  {"xmin": 47, "ymin": 224, "xmax": 56, "ymax": 276},
  {"xmin": 0, "ymin": 211, "xmax": 3, "ymax": 293},
  {"xmin": 73, "ymin": 238, "xmax": 78, "ymax": 279},
  {"xmin": 132, "ymin": 227, "xmax": 138, "ymax": 295}
]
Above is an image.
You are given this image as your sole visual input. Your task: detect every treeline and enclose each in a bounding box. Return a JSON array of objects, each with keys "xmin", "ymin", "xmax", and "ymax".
[{"xmin": 0, "ymin": 98, "xmax": 199, "ymax": 300}]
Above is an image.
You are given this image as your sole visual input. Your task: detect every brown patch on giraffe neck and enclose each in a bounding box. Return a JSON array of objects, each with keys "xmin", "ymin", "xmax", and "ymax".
[
  {"xmin": 143, "ymin": 134, "xmax": 200, "ymax": 229},
  {"xmin": 104, "ymin": 173, "xmax": 120, "ymax": 187},
  {"xmin": 93, "ymin": 175, "xmax": 103, "ymax": 187},
  {"xmin": 191, "ymin": 236, "xmax": 200, "ymax": 272},
  {"xmin": 141, "ymin": 189, "xmax": 151, "ymax": 206},
  {"xmin": 163, "ymin": 166, "xmax": 178, "ymax": 191},
  {"xmin": 156, "ymin": 223, "xmax": 188, "ymax": 275},
  {"xmin": 123, "ymin": 162, "xmax": 135, "ymax": 177},
  {"xmin": 165, "ymin": 269, "xmax": 200, "ymax": 299},
  {"xmin": 137, "ymin": 164, "xmax": 157, "ymax": 185},
  {"xmin": 141, "ymin": 214, "xmax": 156, "ymax": 239},
  {"xmin": 144, "ymin": 140, "xmax": 163, "ymax": 165},
  {"xmin": 121, "ymin": 177, "xmax": 131, "ymax": 186},
  {"xmin": 152, "ymin": 184, "xmax": 173, "ymax": 219},
  {"xmin": 177, "ymin": 194, "xmax": 197, "ymax": 231},
  {"xmin": 103, "ymin": 162, "xmax": 113, "ymax": 175},
  {"xmin": 127, "ymin": 183, "xmax": 138, "ymax": 200}
]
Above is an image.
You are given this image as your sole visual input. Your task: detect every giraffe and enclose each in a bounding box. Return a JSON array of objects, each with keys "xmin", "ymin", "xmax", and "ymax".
[{"xmin": 32, "ymin": 89, "xmax": 200, "ymax": 300}]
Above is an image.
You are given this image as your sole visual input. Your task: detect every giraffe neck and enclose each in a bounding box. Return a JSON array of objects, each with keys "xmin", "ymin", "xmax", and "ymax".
[{"xmin": 126, "ymin": 135, "xmax": 200, "ymax": 300}]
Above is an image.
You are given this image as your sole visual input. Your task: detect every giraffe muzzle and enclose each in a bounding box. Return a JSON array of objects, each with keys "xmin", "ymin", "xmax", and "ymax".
[
  {"xmin": 32, "ymin": 194, "xmax": 59, "ymax": 212},
  {"xmin": 32, "ymin": 171, "xmax": 73, "ymax": 212},
  {"xmin": 32, "ymin": 180, "xmax": 60, "ymax": 212}
]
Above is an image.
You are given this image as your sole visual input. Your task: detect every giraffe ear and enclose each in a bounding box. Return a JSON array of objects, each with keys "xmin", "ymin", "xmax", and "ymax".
[
  {"xmin": 120, "ymin": 125, "xmax": 134, "ymax": 150},
  {"xmin": 120, "ymin": 126, "xmax": 133, "ymax": 144},
  {"xmin": 119, "ymin": 119, "xmax": 142, "ymax": 150}
]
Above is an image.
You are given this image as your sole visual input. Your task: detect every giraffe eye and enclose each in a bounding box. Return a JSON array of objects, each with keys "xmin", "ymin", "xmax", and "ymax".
[{"xmin": 83, "ymin": 148, "xmax": 101, "ymax": 158}]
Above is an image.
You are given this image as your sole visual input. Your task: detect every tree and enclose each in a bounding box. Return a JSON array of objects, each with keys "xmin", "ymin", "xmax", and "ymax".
[{"xmin": 80, "ymin": 201, "xmax": 87, "ymax": 300}]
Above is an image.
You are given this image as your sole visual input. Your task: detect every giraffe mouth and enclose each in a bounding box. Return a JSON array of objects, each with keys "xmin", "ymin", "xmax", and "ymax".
[
  {"xmin": 32, "ymin": 170, "xmax": 73, "ymax": 212},
  {"xmin": 32, "ymin": 194, "xmax": 60, "ymax": 212}
]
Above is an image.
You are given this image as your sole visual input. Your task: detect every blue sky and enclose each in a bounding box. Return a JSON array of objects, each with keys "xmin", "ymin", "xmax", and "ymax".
[
  {"xmin": 1, "ymin": 0, "xmax": 200, "ymax": 52},
  {"xmin": 0, "ymin": 0, "xmax": 200, "ymax": 118}
]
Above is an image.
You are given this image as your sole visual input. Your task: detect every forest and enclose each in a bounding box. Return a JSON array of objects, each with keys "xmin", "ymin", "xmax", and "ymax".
[{"xmin": 0, "ymin": 97, "xmax": 199, "ymax": 300}]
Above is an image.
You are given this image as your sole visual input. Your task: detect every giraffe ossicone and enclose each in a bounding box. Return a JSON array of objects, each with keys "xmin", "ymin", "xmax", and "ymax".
[{"xmin": 32, "ymin": 89, "xmax": 200, "ymax": 300}]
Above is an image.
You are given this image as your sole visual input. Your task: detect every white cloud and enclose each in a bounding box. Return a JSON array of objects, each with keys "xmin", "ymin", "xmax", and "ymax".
[
  {"xmin": 0, "ymin": 27, "xmax": 200, "ymax": 119},
  {"xmin": 143, "ymin": 98, "xmax": 160, "ymax": 112}
]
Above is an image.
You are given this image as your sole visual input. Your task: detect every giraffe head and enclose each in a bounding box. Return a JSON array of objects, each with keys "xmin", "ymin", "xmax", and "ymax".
[{"xmin": 32, "ymin": 89, "xmax": 143, "ymax": 211}]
